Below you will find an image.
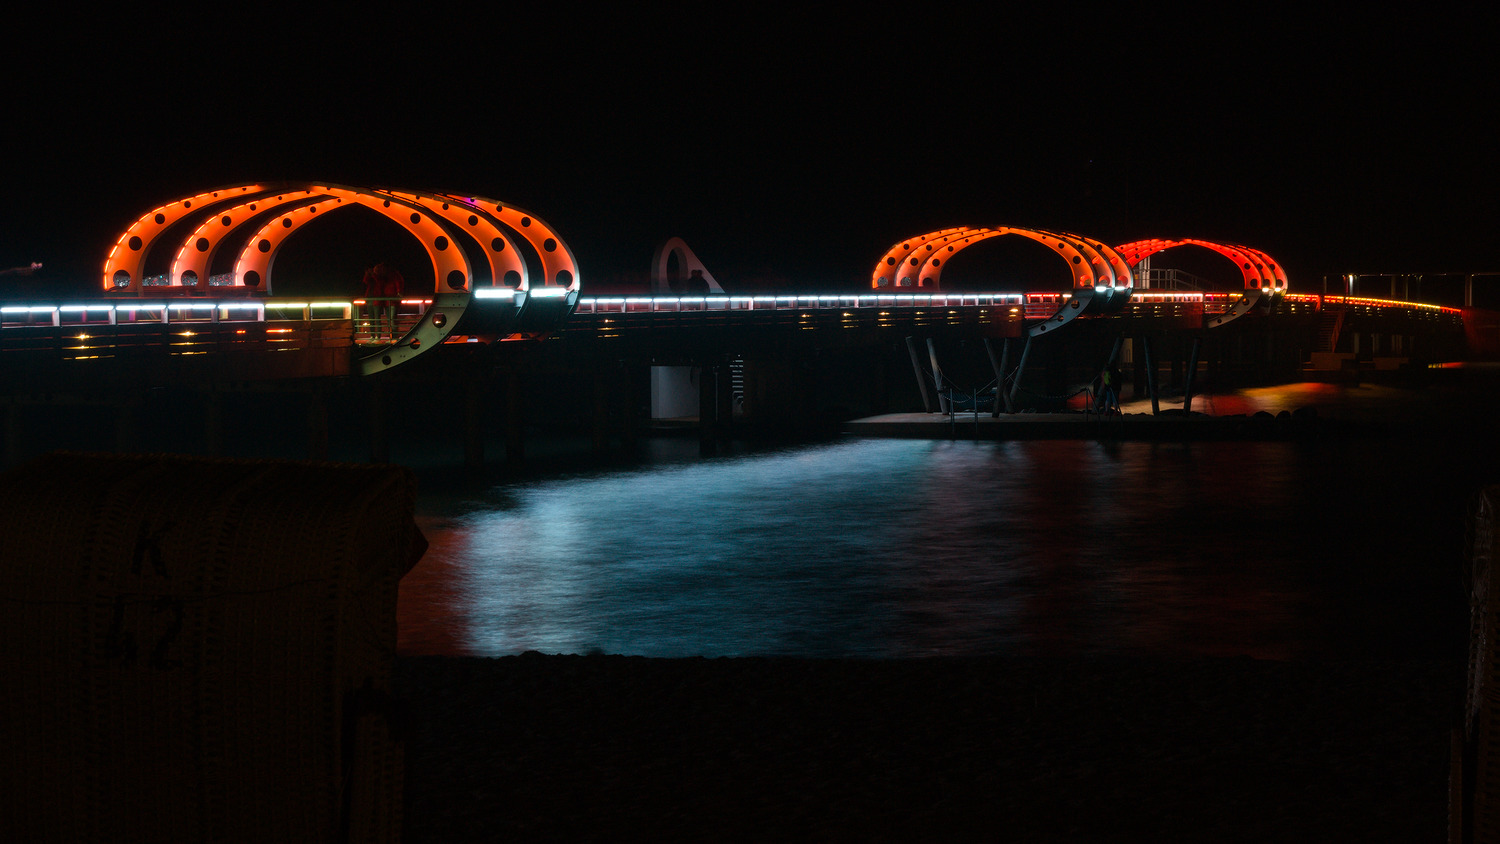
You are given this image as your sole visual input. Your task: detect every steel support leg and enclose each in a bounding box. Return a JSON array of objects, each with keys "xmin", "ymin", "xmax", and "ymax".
[{"xmin": 906, "ymin": 337, "xmax": 935, "ymax": 413}]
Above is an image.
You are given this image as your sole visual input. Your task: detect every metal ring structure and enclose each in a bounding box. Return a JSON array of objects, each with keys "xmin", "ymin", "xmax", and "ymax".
[
  {"xmin": 1113, "ymin": 238, "xmax": 1288, "ymax": 327},
  {"xmin": 650, "ymin": 237, "xmax": 726, "ymax": 295},
  {"xmin": 104, "ymin": 184, "xmax": 268, "ymax": 293},
  {"xmin": 872, "ymin": 227, "xmax": 969, "ymax": 288},
  {"xmin": 872, "ymin": 226, "xmax": 1136, "ymax": 335},
  {"xmin": 101, "ymin": 182, "xmax": 580, "ymax": 375}
]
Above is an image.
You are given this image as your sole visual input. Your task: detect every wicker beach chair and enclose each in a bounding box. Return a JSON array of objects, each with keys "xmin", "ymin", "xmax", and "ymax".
[{"xmin": 0, "ymin": 452, "xmax": 424, "ymax": 843}]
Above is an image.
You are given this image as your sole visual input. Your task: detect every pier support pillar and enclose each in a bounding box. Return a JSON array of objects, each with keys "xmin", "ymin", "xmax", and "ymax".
[
  {"xmin": 1183, "ymin": 337, "xmax": 1202, "ymax": 415},
  {"xmin": 619, "ymin": 363, "xmax": 640, "ymax": 451},
  {"xmin": 906, "ymin": 337, "xmax": 935, "ymax": 413},
  {"xmin": 368, "ymin": 381, "xmax": 389, "ymax": 464},
  {"xmin": 592, "ymin": 367, "xmax": 611, "ymax": 456},
  {"xmin": 306, "ymin": 388, "xmax": 329, "ymax": 461},
  {"xmin": 464, "ymin": 379, "xmax": 485, "ymax": 470},
  {"xmin": 204, "ymin": 390, "xmax": 224, "ymax": 457},
  {"xmin": 505, "ymin": 370, "xmax": 525, "ymax": 464},
  {"xmin": 1142, "ymin": 335, "xmax": 1160, "ymax": 415},
  {"xmin": 4, "ymin": 401, "xmax": 20, "ymax": 468},
  {"xmin": 699, "ymin": 360, "xmax": 731, "ymax": 455},
  {"xmin": 985, "ymin": 338, "xmax": 1012, "ymax": 416},
  {"xmin": 115, "ymin": 397, "xmax": 141, "ymax": 455},
  {"xmin": 1008, "ymin": 336, "xmax": 1034, "ymax": 412},
  {"xmin": 926, "ymin": 339, "xmax": 950, "ymax": 414}
]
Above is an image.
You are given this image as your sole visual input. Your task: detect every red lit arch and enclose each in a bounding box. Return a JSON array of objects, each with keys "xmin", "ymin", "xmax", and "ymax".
[{"xmin": 1113, "ymin": 238, "xmax": 1287, "ymax": 293}]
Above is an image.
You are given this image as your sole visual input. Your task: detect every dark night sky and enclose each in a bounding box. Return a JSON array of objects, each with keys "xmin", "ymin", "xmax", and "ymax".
[{"xmin": 3, "ymin": 9, "xmax": 1495, "ymax": 297}]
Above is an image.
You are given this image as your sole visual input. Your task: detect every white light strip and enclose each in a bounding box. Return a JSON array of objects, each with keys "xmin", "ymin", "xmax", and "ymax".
[{"xmin": 474, "ymin": 288, "xmax": 516, "ymax": 299}]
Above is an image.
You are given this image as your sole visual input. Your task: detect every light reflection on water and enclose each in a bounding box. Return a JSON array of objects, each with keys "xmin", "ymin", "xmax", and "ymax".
[{"xmin": 399, "ymin": 436, "xmax": 1322, "ymax": 660}]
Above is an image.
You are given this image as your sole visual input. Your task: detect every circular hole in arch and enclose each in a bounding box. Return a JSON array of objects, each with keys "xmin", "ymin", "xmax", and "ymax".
[
  {"xmin": 520, "ymin": 217, "xmax": 532, "ymax": 227},
  {"xmin": 154, "ymin": 213, "xmax": 166, "ymax": 225},
  {"xmin": 468, "ymin": 215, "xmax": 478, "ymax": 226},
  {"xmin": 183, "ymin": 200, "xmax": 192, "ymax": 209},
  {"xmin": 544, "ymin": 238, "xmax": 557, "ymax": 252},
  {"xmin": 196, "ymin": 237, "xmax": 211, "ymax": 252},
  {"xmin": 382, "ymin": 355, "xmax": 392, "ymax": 366},
  {"xmin": 112, "ymin": 270, "xmax": 131, "ymax": 288},
  {"xmin": 221, "ymin": 215, "xmax": 232, "ymax": 226},
  {"xmin": 258, "ymin": 239, "xmax": 271, "ymax": 253},
  {"xmin": 433, "ymin": 313, "xmax": 447, "ymax": 328},
  {"xmin": 282, "ymin": 218, "xmax": 293, "ymax": 228},
  {"xmin": 129, "ymin": 235, "xmax": 143, "ymax": 251},
  {"xmin": 249, "ymin": 204, "xmax": 257, "ymax": 211},
  {"xmin": 181, "ymin": 270, "xmax": 199, "ymax": 287},
  {"xmin": 556, "ymin": 270, "xmax": 573, "ymax": 287},
  {"xmin": 909, "ymin": 257, "xmax": 919, "ymax": 266},
  {"xmin": 933, "ymin": 259, "xmax": 941, "ymax": 266},
  {"xmin": 503, "ymin": 270, "xmax": 521, "ymax": 287},
  {"xmin": 434, "ymin": 236, "xmax": 449, "ymax": 251},
  {"xmin": 1072, "ymin": 256, "xmax": 1080, "ymax": 264},
  {"xmin": 441, "ymin": 202, "xmax": 450, "ymax": 211},
  {"xmin": 886, "ymin": 257, "xmax": 896, "ymax": 266},
  {"xmin": 446, "ymin": 270, "xmax": 466, "ymax": 289},
  {"xmin": 409, "ymin": 338, "xmax": 421, "ymax": 349},
  {"xmin": 243, "ymin": 271, "xmax": 261, "ymax": 288},
  {"xmin": 490, "ymin": 238, "xmax": 506, "ymax": 252},
  {"xmin": 410, "ymin": 213, "xmax": 421, "ymax": 224}
]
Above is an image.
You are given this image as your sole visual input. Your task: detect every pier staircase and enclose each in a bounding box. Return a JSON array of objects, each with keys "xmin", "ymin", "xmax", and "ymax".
[{"xmin": 1316, "ymin": 307, "xmax": 1346, "ymax": 352}]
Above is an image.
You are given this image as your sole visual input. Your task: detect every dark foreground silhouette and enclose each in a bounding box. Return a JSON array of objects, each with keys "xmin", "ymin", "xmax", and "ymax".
[{"xmin": 397, "ymin": 653, "xmax": 1457, "ymax": 843}]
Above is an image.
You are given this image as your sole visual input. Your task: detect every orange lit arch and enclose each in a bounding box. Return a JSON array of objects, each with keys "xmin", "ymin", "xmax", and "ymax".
[
  {"xmin": 379, "ymin": 191, "xmax": 528, "ymax": 289},
  {"xmin": 103, "ymin": 183, "xmax": 577, "ymax": 298},
  {"xmin": 104, "ymin": 184, "xmax": 267, "ymax": 293},
  {"xmin": 445, "ymin": 194, "xmax": 580, "ymax": 293},
  {"xmin": 229, "ymin": 186, "xmax": 474, "ymax": 295},
  {"xmin": 872, "ymin": 226, "xmax": 1133, "ymax": 292},
  {"xmin": 872, "ymin": 227, "xmax": 968, "ymax": 288}
]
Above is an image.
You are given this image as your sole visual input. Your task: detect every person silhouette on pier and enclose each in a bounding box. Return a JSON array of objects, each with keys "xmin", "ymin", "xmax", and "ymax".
[
  {"xmin": 1098, "ymin": 365, "xmax": 1122, "ymax": 415},
  {"xmin": 361, "ymin": 263, "xmax": 406, "ymax": 339}
]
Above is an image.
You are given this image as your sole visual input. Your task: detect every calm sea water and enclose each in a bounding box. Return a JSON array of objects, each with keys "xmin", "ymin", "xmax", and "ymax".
[{"xmin": 397, "ymin": 380, "xmax": 1497, "ymax": 661}]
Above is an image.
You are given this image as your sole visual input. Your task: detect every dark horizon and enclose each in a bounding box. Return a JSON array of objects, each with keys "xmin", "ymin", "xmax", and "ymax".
[{"xmin": 4, "ymin": 11, "xmax": 1495, "ymax": 296}]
